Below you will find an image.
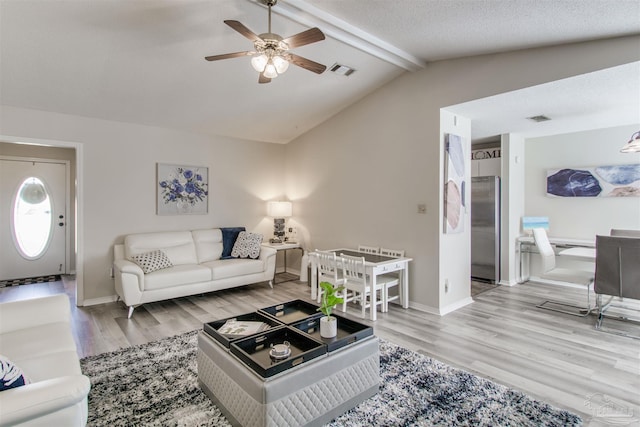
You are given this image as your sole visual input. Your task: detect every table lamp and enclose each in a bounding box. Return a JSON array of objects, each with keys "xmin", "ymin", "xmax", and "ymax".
[{"xmin": 267, "ymin": 201, "xmax": 292, "ymax": 243}]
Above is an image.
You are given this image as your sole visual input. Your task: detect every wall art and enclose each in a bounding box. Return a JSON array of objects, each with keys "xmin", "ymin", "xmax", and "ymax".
[
  {"xmin": 546, "ymin": 164, "xmax": 640, "ymax": 198},
  {"xmin": 444, "ymin": 133, "xmax": 466, "ymax": 233},
  {"xmin": 157, "ymin": 163, "xmax": 209, "ymax": 215}
]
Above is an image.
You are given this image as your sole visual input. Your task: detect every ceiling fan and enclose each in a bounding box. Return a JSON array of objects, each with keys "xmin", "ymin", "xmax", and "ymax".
[{"xmin": 204, "ymin": 0, "xmax": 326, "ymax": 84}]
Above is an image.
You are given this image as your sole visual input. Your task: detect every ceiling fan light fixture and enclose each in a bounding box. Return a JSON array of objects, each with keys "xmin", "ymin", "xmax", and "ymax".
[
  {"xmin": 273, "ymin": 55, "xmax": 289, "ymax": 74},
  {"xmin": 263, "ymin": 60, "xmax": 278, "ymax": 78},
  {"xmin": 251, "ymin": 54, "xmax": 268, "ymax": 72}
]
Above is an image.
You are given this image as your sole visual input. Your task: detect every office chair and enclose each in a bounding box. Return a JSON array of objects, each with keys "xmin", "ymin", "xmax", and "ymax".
[
  {"xmin": 594, "ymin": 235, "xmax": 640, "ymax": 330},
  {"xmin": 532, "ymin": 228, "xmax": 595, "ymax": 316}
]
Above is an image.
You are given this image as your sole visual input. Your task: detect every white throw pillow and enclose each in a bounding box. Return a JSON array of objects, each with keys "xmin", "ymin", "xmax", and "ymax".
[
  {"xmin": 231, "ymin": 232, "xmax": 263, "ymax": 259},
  {"xmin": 130, "ymin": 250, "xmax": 173, "ymax": 273},
  {"xmin": 0, "ymin": 354, "xmax": 30, "ymax": 391}
]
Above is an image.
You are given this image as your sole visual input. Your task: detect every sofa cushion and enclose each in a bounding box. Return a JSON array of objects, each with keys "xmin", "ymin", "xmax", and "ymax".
[
  {"xmin": 0, "ymin": 323, "xmax": 81, "ymax": 381},
  {"xmin": 220, "ymin": 227, "xmax": 245, "ymax": 259},
  {"xmin": 205, "ymin": 259, "xmax": 265, "ymax": 280},
  {"xmin": 192, "ymin": 229, "xmax": 223, "ymax": 263},
  {"xmin": 131, "ymin": 250, "xmax": 173, "ymax": 273},
  {"xmin": 0, "ymin": 355, "xmax": 30, "ymax": 391},
  {"xmin": 231, "ymin": 231, "xmax": 263, "ymax": 259},
  {"xmin": 125, "ymin": 231, "xmax": 198, "ymax": 266},
  {"xmin": 143, "ymin": 264, "xmax": 212, "ymax": 291}
]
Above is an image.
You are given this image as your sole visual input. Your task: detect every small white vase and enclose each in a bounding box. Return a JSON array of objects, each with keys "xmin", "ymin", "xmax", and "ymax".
[{"xmin": 320, "ymin": 316, "xmax": 337, "ymax": 338}]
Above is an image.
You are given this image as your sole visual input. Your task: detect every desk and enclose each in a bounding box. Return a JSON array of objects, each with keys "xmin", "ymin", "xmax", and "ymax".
[
  {"xmin": 309, "ymin": 249, "xmax": 412, "ymax": 321},
  {"xmin": 517, "ymin": 236, "xmax": 595, "ymax": 283},
  {"xmin": 262, "ymin": 243, "xmax": 303, "ymax": 284}
]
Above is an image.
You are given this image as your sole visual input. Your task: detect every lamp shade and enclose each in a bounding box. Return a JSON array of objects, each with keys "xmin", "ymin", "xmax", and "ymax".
[{"xmin": 267, "ymin": 201, "xmax": 292, "ymax": 218}]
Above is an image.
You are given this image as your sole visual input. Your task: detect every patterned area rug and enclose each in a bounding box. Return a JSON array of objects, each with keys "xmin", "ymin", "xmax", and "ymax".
[
  {"xmin": 80, "ymin": 331, "xmax": 581, "ymax": 426},
  {"xmin": 0, "ymin": 275, "xmax": 61, "ymax": 288}
]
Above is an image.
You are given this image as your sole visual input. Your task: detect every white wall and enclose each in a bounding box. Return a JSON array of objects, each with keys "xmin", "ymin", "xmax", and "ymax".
[
  {"xmin": 0, "ymin": 105, "xmax": 285, "ymax": 303},
  {"xmin": 525, "ymin": 124, "xmax": 640, "ymax": 239},
  {"xmin": 285, "ymin": 36, "xmax": 640, "ymax": 313}
]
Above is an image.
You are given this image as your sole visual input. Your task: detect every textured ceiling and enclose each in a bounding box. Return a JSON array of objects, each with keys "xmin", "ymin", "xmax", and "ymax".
[{"xmin": 1, "ymin": 0, "xmax": 639, "ymax": 144}]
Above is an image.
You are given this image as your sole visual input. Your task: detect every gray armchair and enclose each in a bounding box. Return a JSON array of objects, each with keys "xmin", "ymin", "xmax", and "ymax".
[{"xmin": 594, "ymin": 235, "xmax": 640, "ymax": 329}]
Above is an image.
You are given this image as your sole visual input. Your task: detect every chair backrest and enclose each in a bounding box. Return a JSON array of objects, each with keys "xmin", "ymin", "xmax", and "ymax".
[
  {"xmin": 380, "ymin": 248, "xmax": 405, "ymax": 257},
  {"xmin": 610, "ymin": 229, "xmax": 640, "ymax": 237},
  {"xmin": 358, "ymin": 245, "xmax": 379, "ymax": 254},
  {"xmin": 340, "ymin": 253, "xmax": 367, "ymax": 287},
  {"xmin": 532, "ymin": 228, "xmax": 556, "ymax": 272},
  {"xmin": 594, "ymin": 235, "xmax": 640, "ymax": 300},
  {"xmin": 315, "ymin": 250, "xmax": 340, "ymax": 284}
]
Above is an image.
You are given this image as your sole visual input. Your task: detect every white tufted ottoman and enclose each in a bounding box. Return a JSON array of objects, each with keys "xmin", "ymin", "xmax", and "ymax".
[{"xmin": 197, "ymin": 331, "xmax": 379, "ymax": 427}]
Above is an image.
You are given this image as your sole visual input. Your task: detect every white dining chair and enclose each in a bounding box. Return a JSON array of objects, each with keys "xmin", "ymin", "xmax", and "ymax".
[
  {"xmin": 378, "ymin": 248, "xmax": 405, "ymax": 311},
  {"xmin": 314, "ymin": 250, "xmax": 345, "ymax": 304},
  {"xmin": 532, "ymin": 228, "xmax": 595, "ymax": 316},
  {"xmin": 358, "ymin": 245, "xmax": 380, "ymax": 254},
  {"xmin": 340, "ymin": 253, "xmax": 384, "ymax": 320}
]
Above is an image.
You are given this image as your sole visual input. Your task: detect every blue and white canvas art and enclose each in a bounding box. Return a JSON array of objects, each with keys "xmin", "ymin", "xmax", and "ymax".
[
  {"xmin": 157, "ymin": 163, "xmax": 209, "ymax": 215},
  {"xmin": 546, "ymin": 164, "xmax": 640, "ymax": 198}
]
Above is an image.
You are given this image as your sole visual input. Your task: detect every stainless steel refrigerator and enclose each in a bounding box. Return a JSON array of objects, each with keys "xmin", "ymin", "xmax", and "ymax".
[{"xmin": 471, "ymin": 176, "xmax": 500, "ymax": 283}]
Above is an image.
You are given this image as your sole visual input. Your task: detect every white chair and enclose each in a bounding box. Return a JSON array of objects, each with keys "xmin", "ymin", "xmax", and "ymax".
[
  {"xmin": 358, "ymin": 245, "xmax": 379, "ymax": 254},
  {"xmin": 378, "ymin": 248, "xmax": 405, "ymax": 311},
  {"xmin": 532, "ymin": 228, "xmax": 595, "ymax": 316},
  {"xmin": 340, "ymin": 253, "xmax": 385, "ymax": 320},
  {"xmin": 314, "ymin": 250, "xmax": 345, "ymax": 304}
]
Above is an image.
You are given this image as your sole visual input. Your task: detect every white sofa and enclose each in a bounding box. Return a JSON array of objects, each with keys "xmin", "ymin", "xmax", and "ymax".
[
  {"xmin": 113, "ymin": 228, "xmax": 277, "ymax": 318},
  {"xmin": 0, "ymin": 294, "xmax": 91, "ymax": 427}
]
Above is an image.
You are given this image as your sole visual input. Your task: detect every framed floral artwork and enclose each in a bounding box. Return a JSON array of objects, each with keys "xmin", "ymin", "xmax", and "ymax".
[{"xmin": 157, "ymin": 163, "xmax": 208, "ymax": 215}]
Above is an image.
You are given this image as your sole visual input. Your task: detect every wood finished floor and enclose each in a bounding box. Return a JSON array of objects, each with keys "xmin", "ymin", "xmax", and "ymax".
[{"xmin": 1, "ymin": 275, "xmax": 638, "ymax": 426}]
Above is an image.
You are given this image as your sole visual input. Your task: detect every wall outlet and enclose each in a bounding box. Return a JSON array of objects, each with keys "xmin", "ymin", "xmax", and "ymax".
[
  {"xmin": 417, "ymin": 204, "xmax": 427, "ymax": 214},
  {"xmin": 444, "ymin": 279, "xmax": 449, "ymax": 293}
]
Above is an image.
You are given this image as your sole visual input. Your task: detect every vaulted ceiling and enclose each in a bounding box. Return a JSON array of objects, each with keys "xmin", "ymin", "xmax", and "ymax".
[{"xmin": 1, "ymin": 0, "xmax": 639, "ymax": 144}]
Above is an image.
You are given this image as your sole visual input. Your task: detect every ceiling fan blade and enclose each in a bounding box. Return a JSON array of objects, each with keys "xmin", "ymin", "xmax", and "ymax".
[
  {"xmin": 258, "ymin": 73, "xmax": 271, "ymax": 84},
  {"xmin": 285, "ymin": 53, "xmax": 327, "ymax": 74},
  {"xmin": 204, "ymin": 51, "xmax": 254, "ymax": 61},
  {"xmin": 224, "ymin": 20, "xmax": 262, "ymax": 42},
  {"xmin": 281, "ymin": 27, "xmax": 325, "ymax": 49}
]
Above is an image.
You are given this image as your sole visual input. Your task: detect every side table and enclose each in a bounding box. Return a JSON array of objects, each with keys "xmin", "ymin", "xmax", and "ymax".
[{"xmin": 262, "ymin": 242, "xmax": 304, "ymax": 284}]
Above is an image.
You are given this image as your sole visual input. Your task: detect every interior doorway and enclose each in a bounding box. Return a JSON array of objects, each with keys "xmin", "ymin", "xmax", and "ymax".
[
  {"xmin": 0, "ymin": 158, "xmax": 70, "ymax": 280},
  {"xmin": 0, "ymin": 139, "xmax": 82, "ymax": 304}
]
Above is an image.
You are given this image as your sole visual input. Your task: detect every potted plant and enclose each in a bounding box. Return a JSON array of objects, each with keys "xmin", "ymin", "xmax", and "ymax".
[{"xmin": 317, "ymin": 281, "xmax": 344, "ymax": 338}]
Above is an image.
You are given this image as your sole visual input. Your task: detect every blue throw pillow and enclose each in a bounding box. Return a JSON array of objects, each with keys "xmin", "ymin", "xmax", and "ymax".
[
  {"xmin": 1, "ymin": 354, "xmax": 30, "ymax": 391},
  {"xmin": 220, "ymin": 227, "xmax": 246, "ymax": 259}
]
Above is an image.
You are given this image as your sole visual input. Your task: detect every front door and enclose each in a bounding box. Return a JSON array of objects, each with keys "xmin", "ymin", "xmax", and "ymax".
[{"xmin": 0, "ymin": 158, "xmax": 68, "ymax": 280}]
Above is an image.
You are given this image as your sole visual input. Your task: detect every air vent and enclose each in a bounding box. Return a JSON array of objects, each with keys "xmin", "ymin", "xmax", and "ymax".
[
  {"xmin": 330, "ymin": 63, "xmax": 356, "ymax": 76},
  {"xmin": 527, "ymin": 115, "xmax": 551, "ymax": 122}
]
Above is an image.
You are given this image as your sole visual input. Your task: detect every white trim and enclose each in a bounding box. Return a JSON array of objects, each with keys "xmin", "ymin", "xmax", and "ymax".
[
  {"xmin": 408, "ymin": 297, "xmax": 474, "ymax": 316},
  {"xmin": 0, "ymin": 135, "xmax": 85, "ymax": 306},
  {"xmin": 261, "ymin": 0, "xmax": 426, "ymax": 72},
  {"xmin": 82, "ymin": 295, "xmax": 119, "ymax": 306}
]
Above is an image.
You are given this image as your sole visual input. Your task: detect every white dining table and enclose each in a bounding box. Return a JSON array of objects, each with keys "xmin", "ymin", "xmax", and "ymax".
[{"xmin": 309, "ymin": 249, "xmax": 412, "ymax": 321}]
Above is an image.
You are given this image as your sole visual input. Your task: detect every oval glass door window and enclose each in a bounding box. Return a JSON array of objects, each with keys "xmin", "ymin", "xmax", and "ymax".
[{"xmin": 13, "ymin": 177, "xmax": 53, "ymax": 259}]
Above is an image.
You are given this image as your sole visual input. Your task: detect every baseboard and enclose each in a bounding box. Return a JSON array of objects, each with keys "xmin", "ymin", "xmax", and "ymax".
[
  {"xmin": 528, "ymin": 276, "xmax": 589, "ymax": 290},
  {"xmin": 408, "ymin": 297, "xmax": 474, "ymax": 316},
  {"xmin": 81, "ymin": 295, "xmax": 119, "ymax": 306},
  {"xmin": 498, "ymin": 279, "xmax": 518, "ymax": 287}
]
